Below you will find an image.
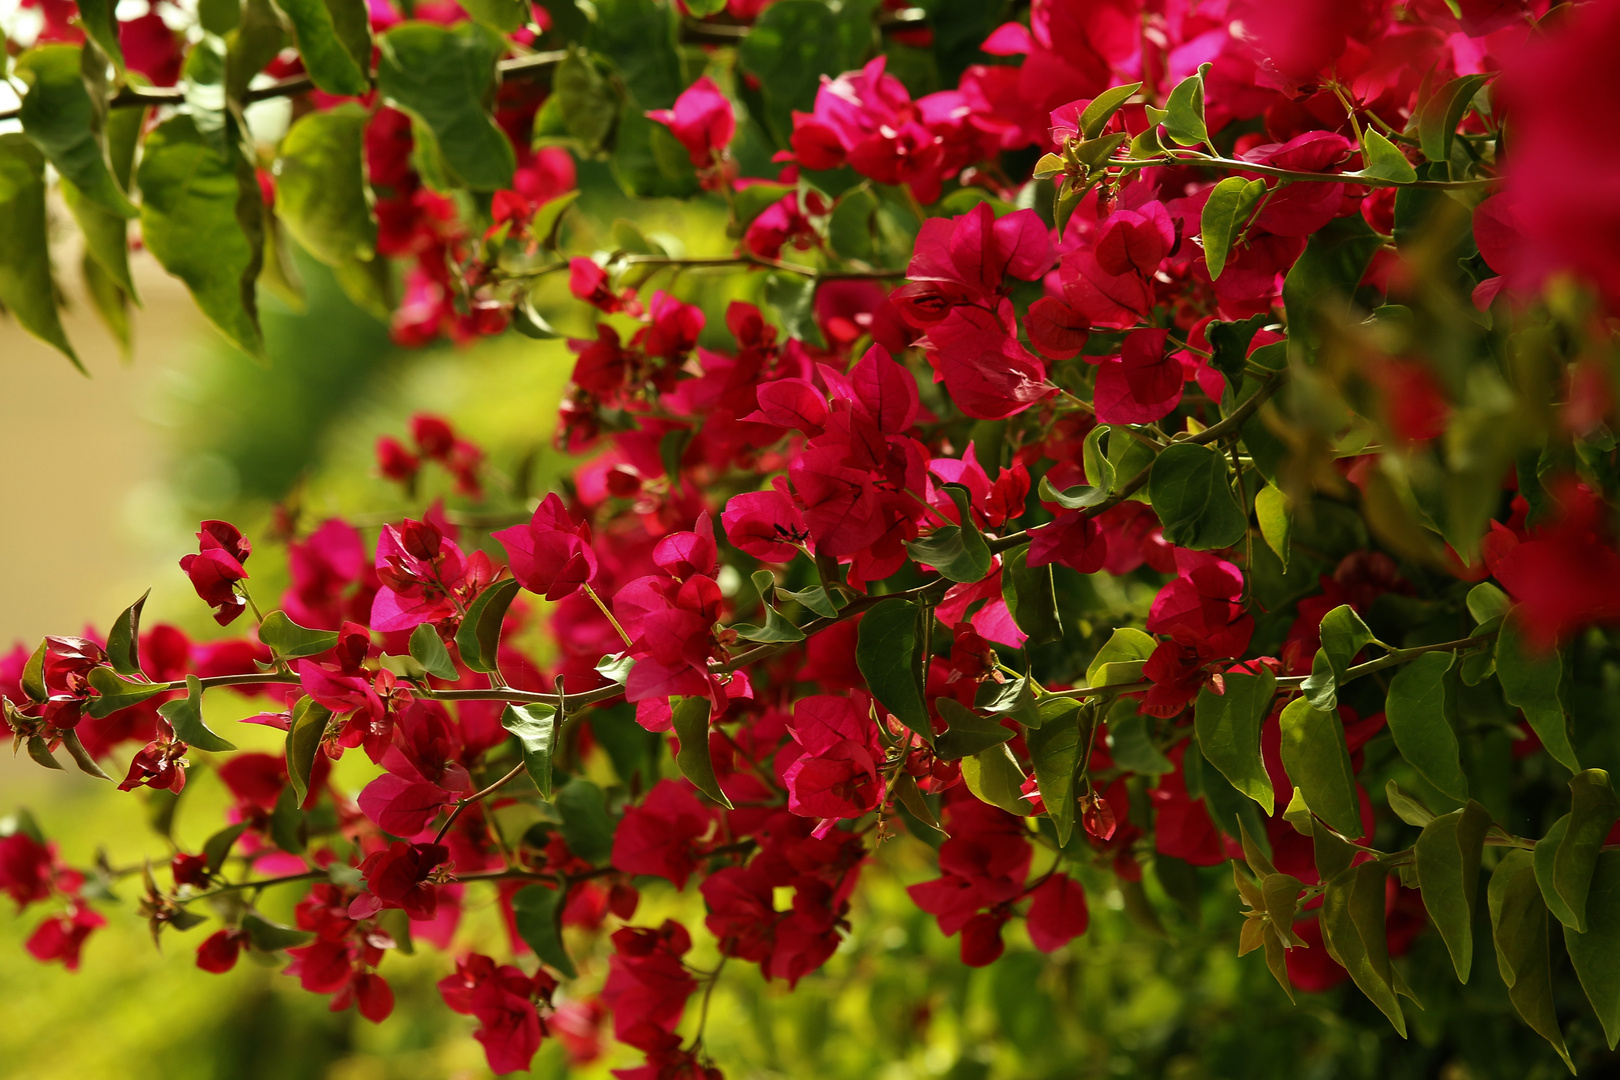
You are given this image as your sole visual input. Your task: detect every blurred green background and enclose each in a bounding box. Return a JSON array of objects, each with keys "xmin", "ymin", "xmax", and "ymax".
[{"xmin": 0, "ymin": 178, "xmax": 1589, "ymax": 1080}]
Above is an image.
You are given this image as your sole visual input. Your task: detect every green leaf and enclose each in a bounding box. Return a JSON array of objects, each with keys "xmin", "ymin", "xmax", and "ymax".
[
  {"xmin": 259, "ymin": 611, "xmax": 341, "ymax": 661},
  {"xmin": 1000, "ymin": 545, "xmax": 1061, "ymax": 646},
  {"xmin": 76, "ymin": 0, "xmax": 125, "ymax": 68},
  {"xmin": 1079, "ymin": 82, "xmax": 1142, "ymax": 140},
  {"xmin": 1356, "ymin": 128, "xmax": 1417, "ymax": 184},
  {"xmin": 272, "ymin": 0, "xmax": 370, "ymax": 94},
  {"xmin": 856, "ymin": 599, "xmax": 931, "ymax": 744},
  {"xmin": 457, "ymin": 0, "xmax": 527, "ymax": 31},
  {"xmin": 762, "ymin": 270, "xmax": 819, "ymax": 343},
  {"xmin": 1467, "ymin": 582, "xmax": 1511, "ymax": 626},
  {"xmin": 1413, "ymin": 801, "xmax": 1490, "ymax": 982},
  {"xmin": 154, "ymin": 674, "xmax": 237, "ymax": 752},
  {"xmin": 16, "ymin": 46, "xmax": 136, "ymax": 219},
  {"xmin": 1496, "ymin": 610, "xmax": 1580, "ymax": 774},
  {"xmin": 1038, "ymin": 427, "xmax": 1115, "ymax": 509},
  {"xmin": 1489, "ymin": 849, "xmax": 1575, "ymax": 1071},
  {"xmin": 1199, "ymin": 175, "xmax": 1266, "ymax": 280},
  {"xmin": 1385, "ymin": 779, "xmax": 1436, "ymax": 827},
  {"xmin": 1085, "ymin": 627, "xmax": 1155, "ymax": 690},
  {"xmin": 586, "ymin": 0, "xmax": 683, "ymax": 109},
  {"xmin": 1281, "ymin": 214, "xmax": 1383, "ymax": 367},
  {"xmin": 1147, "ymin": 442, "xmax": 1247, "ymax": 551},
  {"xmin": 202, "ymin": 821, "xmax": 252, "ymax": 874},
  {"xmin": 1533, "ymin": 815, "xmax": 1582, "ymax": 930},
  {"xmin": 1301, "ymin": 604, "xmax": 1376, "ymax": 711},
  {"xmin": 1320, "ymin": 862, "xmax": 1408, "ymax": 1037},
  {"xmin": 270, "ymin": 784, "xmax": 308, "ymax": 853},
  {"xmin": 1027, "ymin": 705, "xmax": 1083, "ymax": 847},
  {"xmin": 1254, "ymin": 482, "xmax": 1292, "ymax": 571},
  {"xmin": 736, "ymin": 0, "xmax": 849, "ymax": 145},
  {"xmin": 511, "ymin": 883, "xmax": 578, "ymax": 977},
  {"xmin": 377, "ymin": 22, "xmax": 514, "ymax": 191},
  {"xmin": 552, "ymin": 47, "xmax": 620, "ymax": 152},
  {"xmin": 26, "ymin": 736, "xmax": 63, "ymax": 771},
  {"xmin": 21, "ymin": 640, "xmax": 46, "ymax": 703},
  {"xmin": 105, "ymin": 590, "xmax": 150, "ymax": 677},
  {"xmin": 828, "ymin": 186, "xmax": 877, "ymax": 260},
  {"xmin": 501, "ymin": 702, "xmax": 559, "ymax": 800},
  {"xmin": 137, "ymin": 114, "xmax": 265, "ymax": 360},
  {"xmin": 81, "ymin": 247, "xmax": 132, "ymax": 358},
  {"xmin": 1194, "ymin": 669, "xmax": 1276, "ymax": 814},
  {"xmin": 1106, "ymin": 698, "xmax": 1173, "ymax": 775},
  {"xmin": 62, "ymin": 173, "xmax": 137, "ymax": 305},
  {"xmin": 906, "ymin": 487, "xmax": 992, "ymax": 583},
  {"xmin": 0, "ymin": 134, "xmax": 79, "ymax": 368},
  {"xmin": 60, "ymin": 730, "xmax": 110, "ymax": 780},
  {"xmin": 934, "ymin": 698, "xmax": 1014, "ymax": 762},
  {"xmin": 409, "ymin": 623, "xmax": 459, "ymax": 680},
  {"xmin": 610, "ymin": 105, "xmax": 699, "ymax": 199},
  {"xmin": 242, "ymin": 912, "xmax": 316, "ymax": 951},
  {"xmin": 1418, "ymin": 73, "xmax": 1489, "ymax": 168},
  {"xmin": 777, "ymin": 585, "xmax": 839, "ymax": 620},
  {"xmin": 1551, "ymin": 770, "xmax": 1620, "ymax": 932},
  {"xmin": 731, "ymin": 601, "xmax": 806, "ymax": 644},
  {"xmin": 1278, "ymin": 696, "xmax": 1361, "ymax": 837},
  {"xmin": 284, "ymin": 695, "xmax": 331, "ymax": 808},
  {"xmin": 1385, "ymin": 650, "xmax": 1469, "ymax": 800},
  {"xmin": 1564, "ymin": 850, "xmax": 1620, "ymax": 1050},
  {"xmin": 960, "ymin": 744, "xmax": 1029, "ymax": 816},
  {"xmin": 1160, "ymin": 64, "xmax": 1209, "ymax": 147},
  {"xmin": 86, "ymin": 666, "xmax": 169, "ymax": 720},
  {"xmin": 555, "ymin": 780, "xmax": 614, "ymax": 863},
  {"xmin": 275, "ymin": 105, "xmax": 377, "ymax": 268},
  {"xmin": 595, "ymin": 652, "xmax": 633, "ymax": 685},
  {"xmin": 671, "ymin": 695, "xmax": 732, "ymax": 808},
  {"xmin": 455, "ymin": 577, "xmax": 523, "ymax": 674}
]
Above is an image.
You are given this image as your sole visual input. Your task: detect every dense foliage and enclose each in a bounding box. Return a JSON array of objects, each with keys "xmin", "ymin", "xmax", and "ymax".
[{"xmin": 4, "ymin": 0, "xmax": 1620, "ymax": 1075}]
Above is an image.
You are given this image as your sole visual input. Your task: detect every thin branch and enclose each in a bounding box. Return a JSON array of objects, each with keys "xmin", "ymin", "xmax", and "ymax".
[
  {"xmin": 434, "ymin": 760, "xmax": 528, "ymax": 844},
  {"xmin": 1110, "ymin": 150, "xmax": 1496, "ymax": 190}
]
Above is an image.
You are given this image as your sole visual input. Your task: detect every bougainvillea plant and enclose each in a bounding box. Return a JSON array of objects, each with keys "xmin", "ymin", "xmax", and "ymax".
[{"xmin": 4, "ymin": 0, "xmax": 1620, "ymax": 1073}]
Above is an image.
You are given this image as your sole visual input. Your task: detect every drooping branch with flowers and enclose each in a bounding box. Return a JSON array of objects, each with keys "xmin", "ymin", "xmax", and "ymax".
[{"xmin": 4, "ymin": 0, "xmax": 1620, "ymax": 1074}]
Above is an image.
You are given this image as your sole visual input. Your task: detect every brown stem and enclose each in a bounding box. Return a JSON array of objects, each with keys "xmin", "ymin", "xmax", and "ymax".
[{"xmin": 434, "ymin": 760, "xmax": 529, "ymax": 844}]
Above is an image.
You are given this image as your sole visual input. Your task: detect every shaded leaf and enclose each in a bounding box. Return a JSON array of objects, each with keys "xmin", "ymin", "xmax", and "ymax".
[
  {"xmin": 1278, "ymin": 696, "xmax": 1361, "ymax": 837},
  {"xmin": 86, "ymin": 667, "xmax": 168, "ymax": 720},
  {"xmin": 242, "ymin": 912, "xmax": 315, "ymax": 951},
  {"xmin": 1193, "ymin": 669, "xmax": 1276, "ymax": 814},
  {"xmin": 1147, "ymin": 442, "xmax": 1247, "ymax": 551},
  {"xmin": 1489, "ymin": 849, "xmax": 1575, "ymax": 1071},
  {"xmin": 1385, "ymin": 650, "xmax": 1468, "ymax": 800},
  {"xmin": 855, "ymin": 598, "xmax": 931, "ymax": 744},
  {"xmin": 156, "ymin": 674, "xmax": 236, "ymax": 752},
  {"xmin": 285, "ymin": 696, "xmax": 331, "ymax": 808},
  {"xmin": 1027, "ymin": 704, "xmax": 1084, "ymax": 847},
  {"xmin": 671, "ymin": 695, "xmax": 732, "ymax": 808},
  {"xmin": 1160, "ymin": 65, "xmax": 1209, "ymax": 147},
  {"xmin": 0, "ymin": 134, "xmax": 78, "ymax": 368},
  {"xmin": 511, "ymin": 883, "xmax": 578, "ymax": 977},
  {"xmin": 1106, "ymin": 697, "xmax": 1173, "ymax": 775},
  {"xmin": 502, "ymin": 702, "xmax": 559, "ymax": 800},
  {"xmin": 1552, "ymin": 769, "xmax": 1620, "ymax": 932},
  {"xmin": 16, "ymin": 46, "xmax": 136, "ymax": 219},
  {"xmin": 935, "ymin": 698, "xmax": 1014, "ymax": 761},
  {"xmin": 105, "ymin": 590, "xmax": 150, "ymax": 677},
  {"xmin": 409, "ymin": 623, "xmax": 458, "ymax": 680},
  {"xmin": 1000, "ymin": 545, "xmax": 1061, "ymax": 645},
  {"xmin": 275, "ymin": 105, "xmax": 377, "ymax": 267},
  {"xmin": 137, "ymin": 115, "xmax": 265, "ymax": 359},
  {"xmin": 377, "ymin": 22, "xmax": 514, "ymax": 191},
  {"xmin": 61, "ymin": 730, "xmax": 111, "ymax": 780},
  {"xmin": 1564, "ymin": 850, "xmax": 1620, "ymax": 1050},
  {"xmin": 202, "ymin": 821, "xmax": 251, "ymax": 874},
  {"xmin": 259, "ymin": 611, "xmax": 341, "ymax": 661},
  {"xmin": 555, "ymin": 780, "xmax": 614, "ymax": 863},
  {"xmin": 1320, "ymin": 862, "xmax": 1407, "ymax": 1036},
  {"xmin": 273, "ymin": 0, "xmax": 370, "ymax": 94},
  {"xmin": 1254, "ymin": 482, "xmax": 1291, "ymax": 571},
  {"xmin": 1496, "ymin": 611, "xmax": 1580, "ymax": 774},
  {"xmin": 455, "ymin": 577, "xmax": 522, "ymax": 674},
  {"xmin": 905, "ymin": 485, "xmax": 991, "ymax": 583},
  {"xmin": 1413, "ymin": 800, "xmax": 1490, "ymax": 982}
]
